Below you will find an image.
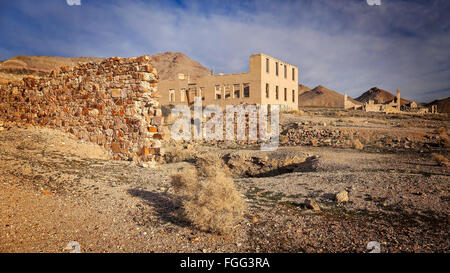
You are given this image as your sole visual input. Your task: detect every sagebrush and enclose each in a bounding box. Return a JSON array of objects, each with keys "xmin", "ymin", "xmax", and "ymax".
[{"xmin": 170, "ymin": 157, "xmax": 245, "ymax": 234}]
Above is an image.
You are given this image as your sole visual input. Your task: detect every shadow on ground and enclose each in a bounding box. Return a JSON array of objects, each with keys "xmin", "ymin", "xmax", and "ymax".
[{"xmin": 127, "ymin": 188, "xmax": 191, "ymax": 228}]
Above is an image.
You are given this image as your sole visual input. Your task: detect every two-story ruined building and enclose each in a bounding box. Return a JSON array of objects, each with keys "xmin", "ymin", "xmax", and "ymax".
[{"xmin": 158, "ymin": 54, "xmax": 299, "ymax": 110}]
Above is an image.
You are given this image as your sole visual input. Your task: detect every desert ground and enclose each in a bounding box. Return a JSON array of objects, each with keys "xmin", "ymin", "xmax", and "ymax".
[{"xmin": 0, "ymin": 108, "xmax": 448, "ymax": 253}]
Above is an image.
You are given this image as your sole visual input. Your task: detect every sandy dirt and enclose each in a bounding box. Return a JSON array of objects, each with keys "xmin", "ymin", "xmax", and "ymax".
[{"xmin": 0, "ymin": 110, "xmax": 449, "ymax": 253}]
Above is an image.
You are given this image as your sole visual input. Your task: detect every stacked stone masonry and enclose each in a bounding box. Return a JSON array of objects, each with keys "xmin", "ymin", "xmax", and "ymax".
[{"xmin": 0, "ymin": 56, "xmax": 163, "ymax": 163}]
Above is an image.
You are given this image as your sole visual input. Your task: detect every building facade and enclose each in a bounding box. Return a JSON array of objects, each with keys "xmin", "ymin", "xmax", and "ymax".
[{"xmin": 158, "ymin": 54, "xmax": 299, "ymax": 110}]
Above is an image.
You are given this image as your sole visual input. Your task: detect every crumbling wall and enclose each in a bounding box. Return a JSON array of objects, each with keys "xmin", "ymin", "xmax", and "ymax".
[
  {"xmin": 0, "ymin": 56, "xmax": 164, "ymax": 163},
  {"xmin": 344, "ymin": 93, "xmax": 362, "ymax": 110}
]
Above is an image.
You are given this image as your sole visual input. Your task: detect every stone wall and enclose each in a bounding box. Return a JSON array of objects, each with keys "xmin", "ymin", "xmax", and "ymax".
[
  {"xmin": 344, "ymin": 93, "xmax": 362, "ymax": 110},
  {"xmin": 0, "ymin": 56, "xmax": 163, "ymax": 163}
]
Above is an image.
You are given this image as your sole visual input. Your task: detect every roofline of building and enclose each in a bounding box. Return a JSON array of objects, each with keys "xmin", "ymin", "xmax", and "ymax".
[{"xmin": 250, "ymin": 53, "xmax": 298, "ymax": 68}]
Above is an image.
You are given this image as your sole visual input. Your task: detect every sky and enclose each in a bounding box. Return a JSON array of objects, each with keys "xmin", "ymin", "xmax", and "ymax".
[{"xmin": 0, "ymin": 0, "xmax": 449, "ymax": 102}]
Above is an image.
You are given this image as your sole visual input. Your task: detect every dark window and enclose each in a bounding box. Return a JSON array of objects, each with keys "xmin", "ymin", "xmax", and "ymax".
[
  {"xmin": 266, "ymin": 83, "xmax": 269, "ymax": 98},
  {"xmin": 292, "ymin": 68, "xmax": 295, "ymax": 81},
  {"xmin": 284, "ymin": 65, "xmax": 287, "ymax": 78},
  {"xmin": 275, "ymin": 62, "xmax": 279, "ymax": 76},
  {"xmin": 275, "ymin": 86, "xmax": 279, "ymax": 100},
  {"xmin": 224, "ymin": 84, "xmax": 231, "ymax": 99},
  {"xmin": 284, "ymin": 88, "xmax": 287, "ymax": 101},
  {"xmin": 243, "ymin": 83, "xmax": 250, "ymax": 98},
  {"xmin": 292, "ymin": 89, "xmax": 295, "ymax": 102},
  {"xmin": 266, "ymin": 58, "xmax": 269, "ymax": 73},
  {"xmin": 215, "ymin": 85, "xmax": 222, "ymax": 100},
  {"xmin": 233, "ymin": 84, "xmax": 240, "ymax": 98}
]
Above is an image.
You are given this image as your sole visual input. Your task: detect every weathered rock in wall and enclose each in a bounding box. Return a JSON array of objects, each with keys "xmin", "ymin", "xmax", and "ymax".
[{"xmin": 0, "ymin": 56, "xmax": 163, "ymax": 163}]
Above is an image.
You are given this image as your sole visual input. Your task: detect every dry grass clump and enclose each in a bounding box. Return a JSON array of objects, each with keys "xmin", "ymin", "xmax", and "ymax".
[
  {"xmin": 194, "ymin": 154, "xmax": 232, "ymax": 177},
  {"xmin": 288, "ymin": 109, "xmax": 305, "ymax": 115},
  {"xmin": 352, "ymin": 138, "xmax": 364, "ymax": 150},
  {"xmin": 431, "ymin": 153, "xmax": 449, "ymax": 167},
  {"xmin": 435, "ymin": 127, "xmax": 447, "ymax": 136},
  {"xmin": 442, "ymin": 136, "xmax": 450, "ymax": 148},
  {"xmin": 435, "ymin": 127, "xmax": 449, "ymax": 148},
  {"xmin": 170, "ymin": 160, "xmax": 244, "ymax": 235},
  {"xmin": 165, "ymin": 149, "xmax": 194, "ymax": 163}
]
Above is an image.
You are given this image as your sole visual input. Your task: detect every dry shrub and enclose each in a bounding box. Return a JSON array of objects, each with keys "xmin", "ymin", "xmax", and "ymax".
[
  {"xmin": 358, "ymin": 131, "xmax": 373, "ymax": 145},
  {"xmin": 435, "ymin": 127, "xmax": 448, "ymax": 136},
  {"xmin": 442, "ymin": 136, "xmax": 450, "ymax": 148},
  {"xmin": 289, "ymin": 109, "xmax": 304, "ymax": 115},
  {"xmin": 435, "ymin": 127, "xmax": 449, "ymax": 148},
  {"xmin": 170, "ymin": 161, "xmax": 244, "ymax": 235},
  {"xmin": 195, "ymin": 154, "xmax": 232, "ymax": 177},
  {"xmin": 352, "ymin": 139, "xmax": 364, "ymax": 150},
  {"xmin": 343, "ymin": 139, "xmax": 352, "ymax": 148},
  {"xmin": 431, "ymin": 153, "xmax": 449, "ymax": 167},
  {"xmin": 170, "ymin": 167, "xmax": 200, "ymax": 196},
  {"xmin": 165, "ymin": 149, "xmax": 194, "ymax": 163}
]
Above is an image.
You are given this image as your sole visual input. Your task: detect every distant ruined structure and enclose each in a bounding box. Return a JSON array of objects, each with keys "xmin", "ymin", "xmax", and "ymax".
[
  {"xmin": 343, "ymin": 93, "xmax": 363, "ymax": 110},
  {"xmin": 158, "ymin": 54, "xmax": 299, "ymax": 111},
  {"xmin": 0, "ymin": 56, "xmax": 163, "ymax": 163},
  {"xmin": 344, "ymin": 89, "xmax": 438, "ymax": 114},
  {"xmin": 363, "ymin": 89, "xmax": 402, "ymax": 113}
]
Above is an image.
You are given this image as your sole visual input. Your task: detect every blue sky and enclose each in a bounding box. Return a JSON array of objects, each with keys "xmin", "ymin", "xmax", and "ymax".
[{"xmin": 0, "ymin": 0, "xmax": 449, "ymax": 102}]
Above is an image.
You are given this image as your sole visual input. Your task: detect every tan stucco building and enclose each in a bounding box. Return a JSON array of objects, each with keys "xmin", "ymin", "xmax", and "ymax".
[{"xmin": 158, "ymin": 54, "xmax": 299, "ymax": 110}]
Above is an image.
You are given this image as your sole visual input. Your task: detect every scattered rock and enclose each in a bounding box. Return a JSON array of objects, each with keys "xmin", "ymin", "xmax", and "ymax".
[
  {"xmin": 222, "ymin": 151, "xmax": 313, "ymax": 177},
  {"xmin": 336, "ymin": 190, "xmax": 349, "ymax": 203},
  {"xmin": 304, "ymin": 199, "xmax": 321, "ymax": 211}
]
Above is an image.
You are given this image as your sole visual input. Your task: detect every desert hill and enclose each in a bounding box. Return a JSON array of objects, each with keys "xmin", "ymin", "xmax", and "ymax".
[
  {"xmin": 147, "ymin": 52, "xmax": 211, "ymax": 80},
  {"xmin": 0, "ymin": 55, "xmax": 103, "ymax": 84},
  {"xmin": 298, "ymin": 84, "xmax": 312, "ymax": 95},
  {"xmin": 0, "ymin": 52, "xmax": 211, "ymax": 82},
  {"xmin": 356, "ymin": 87, "xmax": 409, "ymax": 105},
  {"xmin": 298, "ymin": 85, "xmax": 361, "ymax": 108},
  {"xmin": 426, "ymin": 97, "xmax": 450, "ymax": 113},
  {"xmin": 0, "ymin": 55, "xmax": 103, "ymax": 76}
]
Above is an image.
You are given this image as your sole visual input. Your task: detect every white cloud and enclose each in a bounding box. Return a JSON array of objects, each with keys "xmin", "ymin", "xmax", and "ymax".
[{"xmin": 2, "ymin": 0, "xmax": 449, "ymax": 102}]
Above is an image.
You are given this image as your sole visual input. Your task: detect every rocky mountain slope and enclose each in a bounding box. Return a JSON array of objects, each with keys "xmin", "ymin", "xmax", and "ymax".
[
  {"xmin": 298, "ymin": 85, "xmax": 361, "ymax": 108},
  {"xmin": 426, "ymin": 97, "xmax": 450, "ymax": 113},
  {"xmin": 147, "ymin": 52, "xmax": 211, "ymax": 80},
  {"xmin": 356, "ymin": 87, "xmax": 409, "ymax": 105},
  {"xmin": 298, "ymin": 84, "xmax": 312, "ymax": 95}
]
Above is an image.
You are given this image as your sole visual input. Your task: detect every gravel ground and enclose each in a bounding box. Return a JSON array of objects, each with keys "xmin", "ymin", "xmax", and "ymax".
[{"xmin": 0, "ymin": 125, "xmax": 448, "ymax": 253}]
